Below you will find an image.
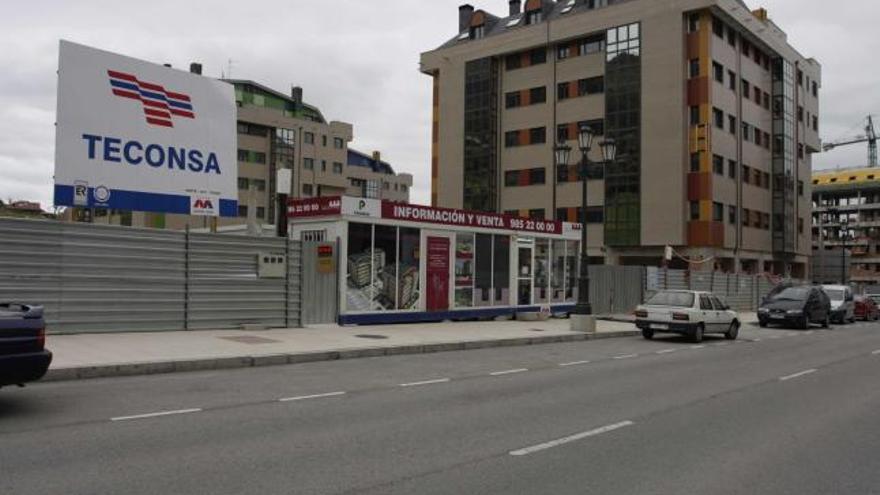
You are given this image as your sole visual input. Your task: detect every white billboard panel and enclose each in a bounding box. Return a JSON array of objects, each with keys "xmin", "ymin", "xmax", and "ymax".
[{"xmin": 54, "ymin": 40, "xmax": 237, "ymax": 216}]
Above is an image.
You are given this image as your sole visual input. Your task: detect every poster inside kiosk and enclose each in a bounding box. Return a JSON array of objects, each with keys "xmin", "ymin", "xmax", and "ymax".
[{"xmin": 53, "ymin": 40, "xmax": 238, "ymax": 216}]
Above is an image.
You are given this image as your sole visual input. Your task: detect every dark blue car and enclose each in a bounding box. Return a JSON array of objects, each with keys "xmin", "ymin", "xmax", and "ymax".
[{"xmin": 0, "ymin": 304, "xmax": 52, "ymax": 388}]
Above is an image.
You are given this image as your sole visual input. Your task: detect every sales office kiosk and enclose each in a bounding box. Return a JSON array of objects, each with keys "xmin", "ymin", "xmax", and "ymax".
[{"xmin": 289, "ymin": 196, "xmax": 584, "ymax": 325}]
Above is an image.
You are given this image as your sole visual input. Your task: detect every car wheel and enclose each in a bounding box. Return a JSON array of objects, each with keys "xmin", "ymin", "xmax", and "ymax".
[
  {"xmin": 822, "ymin": 315, "xmax": 830, "ymax": 329},
  {"xmin": 759, "ymin": 320, "xmax": 768, "ymax": 328},
  {"xmin": 725, "ymin": 321, "xmax": 740, "ymax": 340},
  {"xmin": 691, "ymin": 324, "xmax": 704, "ymax": 344},
  {"xmin": 799, "ymin": 316, "xmax": 809, "ymax": 330},
  {"xmin": 641, "ymin": 329, "xmax": 654, "ymax": 340}
]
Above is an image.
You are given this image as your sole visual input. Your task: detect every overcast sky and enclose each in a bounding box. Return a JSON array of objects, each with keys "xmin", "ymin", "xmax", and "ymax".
[{"xmin": 1, "ymin": 0, "xmax": 877, "ymax": 208}]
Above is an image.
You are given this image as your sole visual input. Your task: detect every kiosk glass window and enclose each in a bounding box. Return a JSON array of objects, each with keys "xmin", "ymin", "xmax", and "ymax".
[
  {"xmin": 493, "ymin": 235, "xmax": 511, "ymax": 305},
  {"xmin": 551, "ymin": 240, "xmax": 566, "ymax": 302},
  {"xmin": 565, "ymin": 241, "xmax": 579, "ymax": 301},
  {"xmin": 475, "ymin": 234, "xmax": 493, "ymax": 307},
  {"xmin": 455, "ymin": 233, "xmax": 475, "ymax": 307},
  {"xmin": 397, "ymin": 228, "xmax": 420, "ymax": 310},
  {"xmin": 373, "ymin": 225, "xmax": 398, "ymax": 311},
  {"xmin": 346, "ymin": 223, "xmax": 375, "ymax": 311},
  {"xmin": 534, "ymin": 239, "xmax": 550, "ymax": 304}
]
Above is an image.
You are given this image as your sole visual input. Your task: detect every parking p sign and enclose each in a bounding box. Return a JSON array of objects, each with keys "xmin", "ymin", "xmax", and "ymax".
[{"xmin": 53, "ymin": 41, "xmax": 238, "ymax": 216}]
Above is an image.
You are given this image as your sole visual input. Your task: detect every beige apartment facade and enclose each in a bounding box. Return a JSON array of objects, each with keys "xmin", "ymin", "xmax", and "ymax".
[
  {"xmin": 78, "ymin": 78, "xmax": 412, "ymax": 231},
  {"xmin": 420, "ymin": 0, "xmax": 820, "ymax": 276}
]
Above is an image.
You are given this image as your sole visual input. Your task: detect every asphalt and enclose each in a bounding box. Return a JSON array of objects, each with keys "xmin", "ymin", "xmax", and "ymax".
[{"xmin": 1, "ymin": 320, "xmax": 879, "ymax": 494}]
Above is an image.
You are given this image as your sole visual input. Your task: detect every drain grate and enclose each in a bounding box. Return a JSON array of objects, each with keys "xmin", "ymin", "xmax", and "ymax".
[{"xmin": 355, "ymin": 334, "xmax": 389, "ymax": 340}]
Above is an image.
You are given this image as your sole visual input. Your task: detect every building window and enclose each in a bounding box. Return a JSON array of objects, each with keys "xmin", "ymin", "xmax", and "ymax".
[
  {"xmin": 712, "ymin": 16, "xmax": 724, "ymax": 38},
  {"xmin": 506, "ymin": 91, "xmax": 522, "ymax": 109},
  {"xmin": 256, "ymin": 207, "xmax": 265, "ymax": 219},
  {"xmin": 237, "ymin": 149, "xmax": 248, "ymax": 162},
  {"xmin": 689, "ymin": 59, "xmax": 700, "ymax": 79},
  {"xmin": 713, "ymin": 154, "xmax": 724, "ymax": 175},
  {"xmin": 505, "ymin": 131, "xmax": 519, "ymax": 147},
  {"xmin": 728, "ymin": 159, "xmax": 737, "ymax": 179},
  {"xmin": 304, "ymin": 132, "xmax": 315, "ymax": 144},
  {"xmin": 334, "ymin": 137, "xmax": 344, "ymax": 149},
  {"xmin": 333, "ymin": 162, "xmax": 343, "ymax": 173},
  {"xmin": 557, "ymin": 82, "xmax": 570, "ymax": 101},
  {"xmin": 812, "ymin": 81, "xmax": 818, "ymax": 97},
  {"xmin": 303, "ymin": 184, "xmax": 313, "ymax": 196},
  {"xmin": 798, "ymin": 105, "xmax": 804, "ymax": 122},
  {"xmin": 526, "ymin": 9, "xmax": 543, "ymax": 25},
  {"xmin": 742, "ymin": 79, "xmax": 751, "ymax": 99},
  {"xmin": 690, "ymin": 152, "xmax": 700, "ymax": 172},
  {"xmin": 577, "ymin": 76, "xmax": 604, "ymax": 96},
  {"xmin": 557, "ymin": 44, "xmax": 570, "ymax": 60},
  {"xmin": 530, "ymin": 127, "xmax": 546, "ymax": 144},
  {"xmin": 763, "ymin": 91, "xmax": 771, "ymax": 110},
  {"xmin": 798, "ymin": 180, "xmax": 804, "ymax": 196},
  {"xmin": 688, "ymin": 13, "xmax": 699, "ymax": 33},
  {"xmin": 321, "ymin": 160, "xmax": 327, "ymax": 172},
  {"xmin": 253, "ymin": 152, "xmax": 266, "ymax": 164},
  {"xmin": 798, "ymin": 218, "xmax": 805, "ymax": 234},
  {"xmin": 530, "ymin": 86, "xmax": 547, "ymax": 104},
  {"xmin": 729, "ymin": 205, "xmax": 737, "ymax": 225},
  {"xmin": 578, "ymin": 34, "xmax": 606, "ymax": 55},
  {"xmin": 505, "ymin": 53, "xmax": 522, "ymax": 71},
  {"xmin": 762, "ymin": 171, "xmax": 770, "ymax": 189},
  {"xmin": 529, "ymin": 47, "xmax": 546, "ymax": 65},
  {"xmin": 690, "ymin": 201, "xmax": 700, "ymax": 221},
  {"xmin": 690, "ymin": 106, "xmax": 700, "ymax": 125},
  {"xmin": 742, "ymin": 165, "xmax": 750, "ymax": 184},
  {"xmin": 713, "ymin": 61, "xmax": 724, "ymax": 83},
  {"xmin": 528, "ymin": 209, "xmax": 545, "ymax": 220},
  {"xmin": 727, "ymin": 25, "xmax": 736, "ymax": 46},
  {"xmin": 238, "ymin": 178, "xmax": 249, "ymax": 190},
  {"xmin": 742, "ymin": 122, "xmax": 751, "ymax": 141},
  {"xmin": 237, "ymin": 205, "xmax": 247, "ymax": 217},
  {"xmin": 254, "ymin": 179, "xmax": 266, "ymax": 191},
  {"xmin": 742, "ymin": 208, "xmax": 750, "ymax": 227},
  {"xmin": 713, "ymin": 108, "xmax": 724, "ymax": 128},
  {"xmin": 813, "ymin": 115, "xmax": 819, "ymax": 131},
  {"xmin": 303, "ymin": 158, "xmax": 314, "ymax": 170},
  {"xmin": 728, "ymin": 70, "xmax": 736, "ymax": 91},
  {"xmin": 729, "ymin": 115, "xmax": 737, "ymax": 134},
  {"xmin": 470, "ymin": 24, "xmax": 485, "ymax": 40},
  {"xmin": 713, "ymin": 202, "xmax": 724, "ymax": 222}
]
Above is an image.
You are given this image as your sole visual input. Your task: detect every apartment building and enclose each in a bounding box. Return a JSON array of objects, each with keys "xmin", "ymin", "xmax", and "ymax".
[
  {"xmin": 77, "ymin": 76, "xmax": 412, "ymax": 230},
  {"xmin": 420, "ymin": 0, "xmax": 820, "ymax": 276},
  {"xmin": 812, "ymin": 168, "xmax": 880, "ymax": 286}
]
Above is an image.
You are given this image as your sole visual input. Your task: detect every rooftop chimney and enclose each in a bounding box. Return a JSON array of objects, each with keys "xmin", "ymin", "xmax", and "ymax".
[
  {"xmin": 509, "ymin": 0, "xmax": 522, "ymax": 16},
  {"xmin": 291, "ymin": 86, "xmax": 303, "ymax": 103},
  {"xmin": 372, "ymin": 151, "xmax": 382, "ymax": 163},
  {"xmin": 189, "ymin": 63, "xmax": 202, "ymax": 75},
  {"xmin": 459, "ymin": 4, "xmax": 474, "ymax": 32}
]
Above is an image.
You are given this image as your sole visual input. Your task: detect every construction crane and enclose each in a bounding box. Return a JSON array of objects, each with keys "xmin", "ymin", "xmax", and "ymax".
[{"xmin": 823, "ymin": 115, "xmax": 878, "ymax": 167}]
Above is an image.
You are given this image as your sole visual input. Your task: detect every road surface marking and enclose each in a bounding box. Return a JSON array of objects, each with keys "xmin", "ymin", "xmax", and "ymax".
[
  {"xmin": 613, "ymin": 354, "xmax": 638, "ymax": 360},
  {"xmin": 279, "ymin": 391, "xmax": 347, "ymax": 402},
  {"xmin": 780, "ymin": 369, "xmax": 818, "ymax": 382},
  {"xmin": 111, "ymin": 408, "xmax": 202, "ymax": 422},
  {"xmin": 509, "ymin": 421, "xmax": 635, "ymax": 456},
  {"xmin": 872, "ymin": 350, "xmax": 880, "ymax": 356},
  {"xmin": 490, "ymin": 368, "xmax": 529, "ymax": 376},
  {"xmin": 559, "ymin": 360, "xmax": 591, "ymax": 367},
  {"xmin": 690, "ymin": 345, "xmax": 706, "ymax": 350},
  {"xmin": 399, "ymin": 378, "xmax": 451, "ymax": 387},
  {"xmin": 656, "ymin": 349, "xmax": 677, "ymax": 354}
]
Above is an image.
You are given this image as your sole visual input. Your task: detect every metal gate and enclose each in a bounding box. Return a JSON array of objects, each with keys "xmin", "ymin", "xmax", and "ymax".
[{"xmin": 301, "ymin": 241, "xmax": 339, "ymax": 325}]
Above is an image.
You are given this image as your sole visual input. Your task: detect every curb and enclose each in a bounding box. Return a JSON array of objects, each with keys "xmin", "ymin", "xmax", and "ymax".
[{"xmin": 43, "ymin": 329, "xmax": 640, "ymax": 383}]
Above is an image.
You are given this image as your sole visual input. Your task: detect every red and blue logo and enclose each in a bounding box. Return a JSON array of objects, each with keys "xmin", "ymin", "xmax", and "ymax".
[{"xmin": 108, "ymin": 70, "xmax": 195, "ymax": 128}]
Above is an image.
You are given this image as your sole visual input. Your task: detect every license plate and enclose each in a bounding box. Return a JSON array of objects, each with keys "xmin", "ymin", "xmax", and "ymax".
[
  {"xmin": 771, "ymin": 314, "xmax": 785, "ymax": 319},
  {"xmin": 650, "ymin": 323, "xmax": 669, "ymax": 330}
]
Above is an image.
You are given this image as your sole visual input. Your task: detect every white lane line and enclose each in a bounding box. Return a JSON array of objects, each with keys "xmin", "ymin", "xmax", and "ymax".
[
  {"xmin": 613, "ymin": 354, "xmax": 638, "ymax": 360},
  {"xmin": 490, "ymin": 368, "xmax": 529, "ymax": 376},
  {"xmin": 871, "ymin": 350, "xmax": 880, "ymax": 356},
  {"xmin": 690, "ymin": 345, "xmax": 706, "ymax": 350},
  {"xmin": 111, "ymin": 408, "xmax": 202, "ymax": 422},
  {"xmin": 656, "ymin": 349, "xmax": 677, "ymax": 355},
  {"xmin": 559, "ymin": 360, "xmax": 591, "ymax": 367},
  {"xmin": 399, "ymin": 378, "xmax": 451, "ymax": 387},
  {"xmin": 779, "ymin": 369, "xmax": 818, "ymax": 382},
  {"xmin": 509, "ymin": 421, "xmax": 634, "ymax": 456},
  {"xmin": 279, "ymin": 391, "xmax": 347, "ymax": 402}
]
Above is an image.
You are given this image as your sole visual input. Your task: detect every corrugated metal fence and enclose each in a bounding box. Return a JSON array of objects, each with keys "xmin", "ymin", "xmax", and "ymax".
[
  {"xmin": 0, "ymin": 218, "xmax": 301, "ymax": 334},
  {"xmin": 646, "ymin": 267, "xmax": 797, "ymax": 312}
]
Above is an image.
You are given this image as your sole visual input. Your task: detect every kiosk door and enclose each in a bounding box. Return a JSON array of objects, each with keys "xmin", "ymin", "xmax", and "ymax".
[
  {"xmin": 426, "ymin": 236, "xmax": 451, "ymax": 312},
  {"xmin": 517, "ymin": 245, "xmax": 533, "ymax": 306}
]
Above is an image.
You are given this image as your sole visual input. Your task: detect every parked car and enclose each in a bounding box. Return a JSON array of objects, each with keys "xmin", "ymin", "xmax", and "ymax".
[
  {"xmin": 758, "ymin": 286, "xmax": 831, "ymax": 329},
  {"xmin": 0, "ymin": 304, "xmax": 52, "ymax": 389},
  {"xmin": 854, "ymin": 295, "xmax": 880, "ymax": 321},
  {"xmin": 635, "ymin": 290, "xmax": 740, "ymax": 343},
  {"xmin": 822, "ymin": 285, "xmax": 856, "ymax": 324}
]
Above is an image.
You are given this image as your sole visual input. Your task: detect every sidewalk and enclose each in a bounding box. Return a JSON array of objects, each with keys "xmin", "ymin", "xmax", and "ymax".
[{"xmin": 44, "ymin": 318, "xmax": 639, "ymax": 382}]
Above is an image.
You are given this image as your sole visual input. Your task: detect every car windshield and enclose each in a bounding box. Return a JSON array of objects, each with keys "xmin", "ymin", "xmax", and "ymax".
[
  {"xmin": 824, "ymin": 289, "xmax": 845, "ymax": 301},
  {"xmin": 770, "ymin": 287, "xmax": 809, "ymax": 301},
  {"xmin": 645, "ymin": 291, "xmax": 694, "ymax": 308}
]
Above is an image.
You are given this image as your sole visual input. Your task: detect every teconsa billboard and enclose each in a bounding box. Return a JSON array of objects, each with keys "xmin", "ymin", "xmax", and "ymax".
[{"xmin": 53, "ymin": 40, "xmax": 237, "ymax": 217}]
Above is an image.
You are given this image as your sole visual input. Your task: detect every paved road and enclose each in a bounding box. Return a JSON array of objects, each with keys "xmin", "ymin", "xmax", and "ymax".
[{"xmin": 2, "ymin": 321, "xmax": 879, "ymax": 494}]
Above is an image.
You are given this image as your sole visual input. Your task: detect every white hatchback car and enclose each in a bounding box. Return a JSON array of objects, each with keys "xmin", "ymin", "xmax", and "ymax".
[{"xmin": 635, "ymin": 290, "xmax": 740, "ymax": 343}]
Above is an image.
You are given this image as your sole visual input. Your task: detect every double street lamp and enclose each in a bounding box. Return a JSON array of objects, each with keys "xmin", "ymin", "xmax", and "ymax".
[{"xmin": 555, "ymin": 124, "xmax": 616, "ymax": 316}]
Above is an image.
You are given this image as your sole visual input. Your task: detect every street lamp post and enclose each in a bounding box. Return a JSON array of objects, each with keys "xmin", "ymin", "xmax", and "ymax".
[
  {"xmin": 841, "ymin": 216, "xmax": 849, "ymax": 285},
  {"xmin": 573, "ymin": 125, "xmax": 595, "ymax": 315}
]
